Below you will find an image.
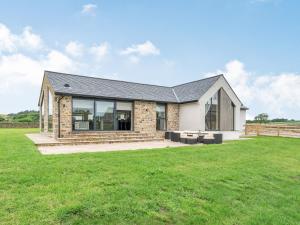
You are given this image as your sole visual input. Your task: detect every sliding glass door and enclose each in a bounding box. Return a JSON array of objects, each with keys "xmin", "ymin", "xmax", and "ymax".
[
  {"xmin": 72, "ymin": 98, "xmax": 132, "ymax": 131},
  {"xmin": 95, "ymin": 101, "xmax": 114, "ymax": 131},
  {"xmin": 116, "ymin": 102, "xmax": 132, "ymax": 131},
  {"xmin": 72, "ymin": 99, "xmax": 94, "ymax": 130}
]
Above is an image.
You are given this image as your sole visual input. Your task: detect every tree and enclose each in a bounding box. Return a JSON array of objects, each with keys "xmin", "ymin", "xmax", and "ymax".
[
  {"xmin": 0, "ymin": 116, "xmax": 5, "ymax": 122},
  {"xmin": 254, "ymin": 113, "xmax": 269, "ymax": 123}
]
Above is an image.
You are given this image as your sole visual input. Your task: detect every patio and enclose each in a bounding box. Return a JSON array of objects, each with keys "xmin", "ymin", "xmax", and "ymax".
[{"xmin": 26, "ymin": 133, "xmax": 190, "ymax": 155}]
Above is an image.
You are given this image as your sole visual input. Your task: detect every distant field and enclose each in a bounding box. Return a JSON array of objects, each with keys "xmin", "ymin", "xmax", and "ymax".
[{"xmin": 1, "ymin": 129, "xmax": 300, "ymax": 224}]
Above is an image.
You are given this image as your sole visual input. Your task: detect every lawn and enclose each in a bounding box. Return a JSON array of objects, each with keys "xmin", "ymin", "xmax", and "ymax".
[{"xmin": 0, "ymin": 129, "xmax": 299, "ymax": 225}]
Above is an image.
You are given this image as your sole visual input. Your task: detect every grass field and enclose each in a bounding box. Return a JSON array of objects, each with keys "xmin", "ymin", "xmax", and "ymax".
[{"xmin": 0, "ymin": 129, "xmax": 300, "ymax": 225}]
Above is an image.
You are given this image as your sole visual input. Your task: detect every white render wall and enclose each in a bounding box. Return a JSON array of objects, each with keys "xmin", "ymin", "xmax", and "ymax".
[
  {"xmin": 179, "ymin": 76, "xmax": 244, "ymax": 131},
  {"xmin": 240, "ymin": 109, "xmax": 247, "ymax": 131},
  {"xmin": 179, "ymin": 101, "xmax": 201, "ymax": 131}
]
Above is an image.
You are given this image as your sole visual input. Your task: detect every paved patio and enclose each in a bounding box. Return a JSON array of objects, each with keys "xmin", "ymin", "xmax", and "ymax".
[
  {"xmin": 26, "ymin": 133, "xmax": 59, "ymax": 145},
  {"xmin": 38, "ymin": 141, "xmax": 190, "ymax": 155},
  {"xmin": 26, "ymin": 133, "xmax": 191, "ymax": 155}
]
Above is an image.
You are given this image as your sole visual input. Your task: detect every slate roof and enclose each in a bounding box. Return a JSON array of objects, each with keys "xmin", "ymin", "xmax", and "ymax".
[{"xmin": 44, "ymin": 71, "xmax": 223, "ymax": 104}]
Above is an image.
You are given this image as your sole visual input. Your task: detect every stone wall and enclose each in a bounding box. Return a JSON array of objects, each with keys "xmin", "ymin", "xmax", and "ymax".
[
  {"xmin": 133, "ymin": 101, "xmax": 179, "ymax": 137},
  {"xmin": 133, "ymin": 101, "xmax": 156, "ymax": 134},
  {"xmin": 167, "ymin": 103, "xmax": 179, "ymax": 131},
  {"xmin": 40, "ymin": 77, "xmax": 55, "ymax": 133},
  {"xmin": 53, "ymin": 95, "xmax": 72, "ymax": 138},
  {"xmin": 40, "ymin": 87, "xmax": 180, "ymax": 139}
]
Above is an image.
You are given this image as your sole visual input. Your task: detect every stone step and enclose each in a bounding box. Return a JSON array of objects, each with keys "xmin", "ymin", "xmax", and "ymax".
[
  {"xmin": 66, "ymin": 134, "xmax": 153, "ymax": 138},
  {"xmin": 63, "ymin": 133, "xmax": 158, "ymax": 139},
  {"xmin": 58, "ymin": 135, "xmax": 158, "ymax": 142},
  {"xmin": 36, "ymin": 137, "xmax": 164, "ymax": 147},
  {"xmin": 69, "ymin": 132, "xmax": 150, "ymax": 138},
  {"xmin": 71, "ymin": 131, "xmax": 140, "ymax": 135}
]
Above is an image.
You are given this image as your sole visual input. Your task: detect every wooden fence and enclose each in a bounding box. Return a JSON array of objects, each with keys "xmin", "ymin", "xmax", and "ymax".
[
  {"xmin": 0, "ymin": 122, "xmax": 39, "ymax": 128},
  {"xmin": 245, "ymin": 124, "xmax": 300, "ymax": 138}
]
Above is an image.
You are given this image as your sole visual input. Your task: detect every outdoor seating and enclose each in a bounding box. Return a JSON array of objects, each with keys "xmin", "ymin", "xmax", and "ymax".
[
  {"xmin": 165, "ymin": 131, "xmax": 172, "ymax": 139},
  {"xmin": 197, "ymin": 135, "xmax": 205, "ymax": 143},
  {"xmin": 170, "ymin": 131, "xmax": 222, "ymax": 145},
  {"xmin": 213, "ymin": 133, "xmax": 223, "ymax": 144},
  {"xmin": 203, "ymin": 137, "xmax": 215, "ymax": 144},
  {"xmin": 170, "ymin": 132, "xmax": 181, "ymax": 142}
]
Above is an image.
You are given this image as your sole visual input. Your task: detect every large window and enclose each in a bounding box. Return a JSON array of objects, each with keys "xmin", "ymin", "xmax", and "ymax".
[
  {"xmin": 72, "ymin": 99, "xmax": 94, "ymax": 130},
  {"xmin": 156, "ymin": 103, "xmax": 166, "ymax": 130},
  {"xmin": 95, "ymin": 101, "xmax": 114, "ymax": 130},
  {"xmin": 116, "ymin": 102, "xmax": 132, "ymax": 131},
  {"xmin": 205, "ymin": 91, "xmax": 219, "ymax": 131},
  {"xmin": 72, "ymin": 98, "xmax": 132, "ymax": 131}
]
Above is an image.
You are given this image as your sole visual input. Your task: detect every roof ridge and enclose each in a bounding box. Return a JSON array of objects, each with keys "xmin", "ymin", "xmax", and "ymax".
[
  {"xmin": 45, "ymin": 70, "xmax": 172, "ymax": 89},
  {"xmin": 172, "ymin": 74, "xmax": 223, "ymax": 88}
]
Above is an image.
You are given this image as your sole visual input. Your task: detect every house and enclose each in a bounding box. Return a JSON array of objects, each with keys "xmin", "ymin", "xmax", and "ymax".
[{"xmin": 38, "ymin": 71, "xmax": 248, "ymax": 141}]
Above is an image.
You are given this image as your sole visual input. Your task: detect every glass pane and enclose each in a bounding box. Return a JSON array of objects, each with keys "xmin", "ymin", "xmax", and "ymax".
[
  {"xmin": 72, "ymin": 99, "xmax": 94, "ymax": 130},
  {"xmin": 116, "ymin": 102, "xmax": 132, "ymax": 130},
  {"xmin": 95, "ymin": 101, "xmax": 114, "ymax": 130},
  {"xmin": 116, "ymin": 102, "xmax": 132, "ymax": 111},
  {"xmin": 116, "ymin": 110, "xmax": 131, "ymax": 130},
  {"xmin": 156, "ymin": 104, "xmax": 166, "ymax": 130},
  {"xmin": 205, "ymin": 91, "xmax": 219, "ymax": 131}
]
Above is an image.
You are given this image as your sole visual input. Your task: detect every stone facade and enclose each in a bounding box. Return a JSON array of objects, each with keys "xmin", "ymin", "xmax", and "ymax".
[
  {"xmin": 53, "ymin": 95, "xmax": 72, "ymax": 138},
  {"xmin": 40, "ymin": 83, "xmax": 180, "ymax": 139},
  {"xmin": 133, "ymin": 101, "xmax": 179, "ymax": 137},
  {"xmin": 133, "ymin": 101, "xmax": 156, "ymax": 134},
  {"xmin": 166, "ymin": 103, "xmax": 179, "ymax": 131},
  {"xmin": 40, "ymin": 77, "xmax": 55, "ymax": 134}
]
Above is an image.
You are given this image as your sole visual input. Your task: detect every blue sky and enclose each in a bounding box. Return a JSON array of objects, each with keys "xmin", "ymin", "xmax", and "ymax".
[{"xmin": 0, "ymin": 0, "xmax": 299, "ymax": 119}]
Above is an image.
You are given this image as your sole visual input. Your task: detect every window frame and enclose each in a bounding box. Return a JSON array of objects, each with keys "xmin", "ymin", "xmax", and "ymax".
[
  {"xmin": 71, "ymin": 97, "xmax": 133, "ymax": 132},
  {"xmin": 156, "ymin": 103, "xmax": 167, "ymax": 131}
]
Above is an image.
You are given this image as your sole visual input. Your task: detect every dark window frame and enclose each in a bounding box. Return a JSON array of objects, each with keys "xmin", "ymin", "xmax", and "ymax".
[
  {"xmin": 72, "ymin": 97, "xmax": 133, "ymax": 132},
  {"xmin": 156, "ymin": 103, "xmax": 167, "ymax": 131},
  {"xmin": 205, "ymin": 90, "xmax": 220, "ymax": 131}
]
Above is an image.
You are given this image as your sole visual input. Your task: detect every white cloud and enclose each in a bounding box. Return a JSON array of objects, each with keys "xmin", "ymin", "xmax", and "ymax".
[
  {"xmin": 0, "ymin": 23, "xmax": 115, "ymax": 113},
  {"xmin": 0, "ymin": 23, "xmax": 16, "ymax": 52},
  {"xmin": 65, "ymin": 41, "xmax": 84, "ymax": 57},
  {"xmin": 214, "ymin": 60, "xmax": 300, "ymax": 119},
  {"xmin": 89, "ymin": 42, "xmax": 109, "ymax": 60},
  {"xmin": 81, "ymin": 4, "xmax": 97, "ymax": 15},
  {"xmin": 0, "ymin": 23, "xmax": 43, "ymax": 53},
  {"xmin": 120, "ymin": 41, "xmax": 160, "ymax": 56},
  {"xmin": 43, "ymin": 50, "xmax": 75, "ymax": 72},
  {"xmin": 0, "ymin": 51, "xmax": 75, "ymax": 93},
  {"xmin": 20, "ymin": 26, "xmax": 43, "ymax": 50}
]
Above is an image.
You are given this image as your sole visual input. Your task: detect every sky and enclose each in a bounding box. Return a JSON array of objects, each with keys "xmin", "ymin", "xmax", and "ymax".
[{"xmin": 0, "ymin": 0, "xmax": 299, "ymax": 119}]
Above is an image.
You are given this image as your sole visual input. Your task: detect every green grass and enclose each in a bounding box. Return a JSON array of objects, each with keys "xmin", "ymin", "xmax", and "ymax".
[{"xmin": 0, "ymin": 129, "xmax": 300, "ymax": 225}]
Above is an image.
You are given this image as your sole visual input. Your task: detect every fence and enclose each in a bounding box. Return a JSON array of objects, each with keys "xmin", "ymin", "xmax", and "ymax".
[
  {"xmin": 0, "ymin": 122, "xmax": 39, "ymax": 128},
  {"xmin": 245, "ymin": 124, "xmax": 300, "ymax": 138}
]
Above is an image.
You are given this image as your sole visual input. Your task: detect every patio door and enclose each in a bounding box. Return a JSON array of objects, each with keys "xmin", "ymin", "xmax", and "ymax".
[
  {"xmin": 116, "ymin": 110, "xmax": 131, "ymax": 130},
  {"xmin": 115, "ymin": 101, "xmax": 132, "ymax": 131}
]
